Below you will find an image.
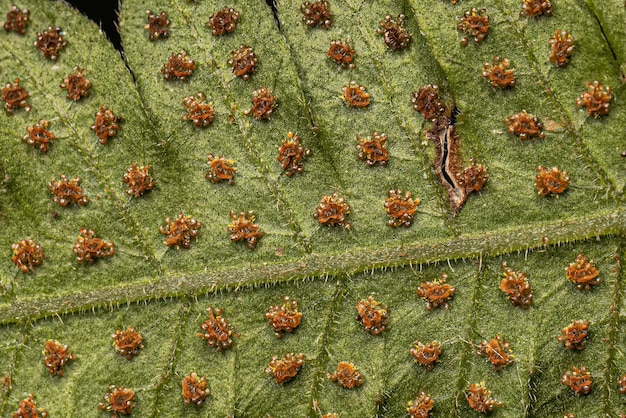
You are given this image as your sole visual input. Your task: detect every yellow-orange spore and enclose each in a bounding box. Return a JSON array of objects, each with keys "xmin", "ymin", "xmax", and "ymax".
[
  {"xmin": 549, "ymin": 30, "xmax": 574, "ymax": 67},
  {"xmin": 73, "ymin": 228, "xmax": 115, "ymax": 263},
  {"xmin": 482, "ymin": 57, "xmax": 516, "ymax": 89},
  {"xmin": 314, "ymin": 192, "xmax": 351, "ymax": 229},
  {"xmin": 98, "ymin": 385, "xmax": 135, "ymax": 417},
  {"xmin": 342, "ymin": 80, "xmax": 370, "ymax": 108},
  {"xmin": 576, "ymin": 81, "xmax": 612, "ymax": 117}
]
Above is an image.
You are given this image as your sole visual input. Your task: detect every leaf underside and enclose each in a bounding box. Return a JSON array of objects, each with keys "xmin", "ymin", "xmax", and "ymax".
[{"xmin": 0, "ymin": 0, "xmax": 624, "ymax": 416}]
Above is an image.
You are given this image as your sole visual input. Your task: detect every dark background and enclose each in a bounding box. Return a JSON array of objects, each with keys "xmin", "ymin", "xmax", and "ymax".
[{"xmin": 65, "ymin": 0, "xmax": 121, "ymax": 49}]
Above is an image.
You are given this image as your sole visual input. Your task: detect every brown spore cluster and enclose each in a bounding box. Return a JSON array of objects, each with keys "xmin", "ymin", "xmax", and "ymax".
[
  {"xmin": 265, "ymin": 296, "xmax": 302, "ymax": 338},
  {"xmin": 549, "ymin": 30, "xmax": 574, "ymax": 67},
  {"xmin": 11, "ymin": 239, "xmax": 45, "ymax": 273},
  {"xmin": 376, "ymin": 14, "xmax": 411, "ymax": 51},
  {"xmin": 417, "ymin": 273, "xmax": 456, "ymax": 310},
  {"xmin": 327, "ymin": 39, "xmax": 355, "ymax": 70},
  {"xmin": 227, "ymin": 210, "xmax": 265, "ymax": 249},
  {"xmin": 197, "ymin": 307, "xmax": 238, "ymax": 351},
  {"xmin": 355, "ymin": 295, "xmax": 389, "ymax": 335},
  {"xmin": 277, "ymin": 132, "xmax": 311, "ymax": 176},
  {"xmin": 60, "ymin": 66, "xmax": 91, "ymax": 101},
  {"xmin": 565, "ymin": 254, "xmax": 600, "ymax": 290},
  {"xmin": 90, "ymin": 105, "xmax": 124, "ymax": 144},
  {"xmin": 342, "ymin": 80, "xmax": 370, "ymax": 108},
  {"xmin": 314, "ymin": 192, "xmax": 351, "ymax": 229},
  {"xmin": 159, "ymin": 213, "xmax": 202, "ymax": 249},
  {"xmin": 43, "ymin": 340, "xmax": 75, "ymax": 376},
  {"xmin": 477, "ymin": 336, "xmax": 514, "ymax": 370},
  {"xmin": 123, "ymin": 163, "xmax": 155, "ymax": 197},
  {"xmin": 411, "ymin": 85, "xmax": 444, "ymax": 121},
  {"xmin": 499, "ymin": 263, "xmax": 533, "ymax": 308},
  {"xmin": 410, "ymin": 341, "xmax": 442, "ymax": 371},
  {"xmin": 457, "ymin": 8, "xmax": 490, "ymax": 46},
  {"xmin": 482, "ymin": 57, "xmax": 516, "ymax": 89},
  {"xmin": 356, "ymin": 131, "xmax": 388, "ymax": 166},
  {"xmin": 112, "ymin": 327, "xmax": 144, "ymax": 360},
  {"xmin": 244, "ymin": 86, "xmax": 277, "ymax": 120},
  {"xmin": 3, "ymin": 78, "xmax": 31, "ymax": 114},
  {"xmin": 73, "ymin": 228, "xmax": 115, "ymax": 263},
  {"xmin": 161, "ymin": 50, "xmax": 196, "ymax": 81},
  {"xmin": 4, "ymin": 5, "xmax": 29, "ymax": 34},
  {"xmin": 228, "ymin": 44, "xmax": 258, "ymax": 81},
  {"xmin": 407, "ymin": 391, "xmax": 434, "ymax": 418},
  {"xmin": 98, "ymin": 385, "xmax": 135, "ymax": 417},
  {"xmin": 206, "ymin": 7, "xmax": 239, "ymax": 35},
  {"xmin": 206, "ymin": 154, "xmax": 236, "ymax": 184},
  {"xmin": 145, "ymin": 10, "xmax": 169, "ymax": 40},
  {"xmin": 265, "ymin": 353, "xmax": 305, "ymax": 384},
  {"xmin": 505, "ymin": 110, "xmax": 545, "ymax": 140},
  {"xmin": 34, "ymin": 26, "xmax": 67, "ymax": 60},
  {"xmin": 48, "ymin": 174, "xmax": 89, "ymax": 207},
  {"xmin": 558, "ymin": 319, "xmax": 589, "ymax": 350},
  {"xmin": 535, "ymin": 166, "xmax": 569, "ymax": 196},
  {"xmin": 181, "ymin": 372, "xmax": 210, "ymax": 406},
  {"xmin": 576, "ymin": 81, "xmax": 612, "ymax": 117},
  {"xmin": 466, "ymin": 383, "xmax": 502, "ymax": 414},
  {"xmin": 385, "ymin": 189, "xmax": 419, "ymax": 228},
  {"xmin": 327, "ymin": 362, "xmax": 363, "ymax": 388},
  {"xmin": 520, "ymin": 0, "xmax": 553, "ymax": 17},
  {"xmin": 182, "ymin": 92, "xmax": 215, "ymax": 128},
  {"xmin": 561, "ymin": 366, "xmax": 592, "ymax": 395},
  {"xmin": 300, "ymin": 1, "xmax": 332, "ymax": 29}
]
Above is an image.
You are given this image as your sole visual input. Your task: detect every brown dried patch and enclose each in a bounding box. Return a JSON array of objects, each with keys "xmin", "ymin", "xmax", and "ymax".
[
  {"xmin": 482, "ymin": 57, "xmax": 516, "ymax": 89},
  {"xmin": 477, "ymin": 336, "xmax": 514, "ymax": 370},
  {"xmin": 505, "ymin": 110, "xmax": 545, "ymax": 140},
  {"xmin": 98, "ymin": 385, "xmax": 135, "ymax": 417},
  {"xmin": 385, "ymin": 189, "xmax": 419, "ymax": 228},
  {"xmin": 182, "ymin": 92, "xmax": 214, "ymax": 128},
  {"xmin": 3, "ymin": 78, "xmax": 31, "ymax": 114},
  {"xmin": 558, "ymin": 319, "xmax": 589, "ymax": 350},
  {"xmin": 244, "ymin": 86, "xmax": 277, "ymax": 120},
  {"xmin": 73, "ymin": 228, "xmax": 115, "ymax": 263},
  {"xmin": 277, "ymin": 132, "xmax": 311, "ymax": 176},
  {"xmin": 457, "ymin": 8, "xmax": 490, "ymax": 46},
  {"xmin": 521, "ymin": 0, "xmax": 553, "ymax": 17},
  {"xmin": 60, "ymin": 66, "xmax": 90, "ymax": 101},
  {"xmin": 13, "ymin": 393, "xmax": 47, "ymax": 418},
  {"xmin": 123, "ymin": 163, "xmax": 155, "ymax": 197},
  {"xmin": 23, "ymin": 119, "xmax": 55, "ymax": 153},
  {"xmin": 566, "ymin": 254, "xmax": 600, "ymax": 291},
  {"xmin": 407, "ymin": 391, "xmax": 434, "ymax": 418},
  {"xmin": 327, "ymin": 362, "xmax": 363, "ymax": 389},
  {"xmin": 181, "ymin": 372, "xmax": 209, "ymax": 406},
  {"xmin": 355, "ymin": 295, "xmax": 389, "ymax": 335},
  {"xmin": 327, "ymin": 39, "xmax": 355, "ymax": 70},
  {"xmin": 161, "ymin": 50, "xmax": 196, "ymax": 81},
  {"xmin": 356, "ymin": 131, "xmax": 388, "ymax": 166},
  {"xmin": 376, "ymin": 14, "xmax": 411, "ymax": 51},
  {"xmin": 4, "ymin": 5, "xmax": 29, "ymax": 34},
  {"xmin": 206, "ymin": 154, "xmax": 236, "ymax": 184},
  {"xmin": 417, "ymin": 273, "xmax": 456, "ymax": 310},
  {"xmin": 549, "ymin": 30, "xmax": 574, "ymax": 67},
  {"xmin": 535, "ymin": 166, "xmax": 569, "ymax": 196},
  {"xmin": 159, "ymin": 213, "xmax": 201, "ymax": 249},
  {"xmin": 266, "ymin": 296, "xmax": 302, "ymax": 338},
  {"xmin": 197, "ymin": 307, "xmax": 239, "ymax": 351},
  {"xmin": 11, "ymin": 239, "xmax": 44, "ymax": 273},
  {"xmin": 411, "ymin": 85, "xmax": 444, "ymax": 121},
  {"xmin": 467, "ymin": 383, "xmax": 502, "ymax": 414},
  {"xmin": 145, "ymin": 10, "xmax": 169, "ymax": 40},
  {"xmin": 112, "ymin": 327, "xmax": 143, "ymax": 360},
  {"xmin": 314, "ymin": 192, "xmax": 351, "ymax": 229},
  {"xmin": 228, "ymin": 210, "xmax": 265, "ymax": 249},
  {"xmin": 206, "ymin": 7, "xmax": 239, "ymax": 35},
  {"xmin": 410, "ymin": 341, "xmax": 441, "ymax": 371},
  {"xmin": 33, "ymin": 26, "xmax": 66, "ymax": 60},
  {"xmin": 561, "ymin": 366, "xmax": 592, "ymax": 395},
  {"xmin": 342, "ymin": 80, "xmax": 370, "ymax": 108},
  {"xmin": 228, "ymin": 44, "xmax": 257, "ymax": 81},
  {"xmin": 301, "ymin": 1, "xmax": 332, "ymax": 29},
  {"xmin": 48, "ymin": 174, "xmax": 89, "ymax": 207},
  {"xmin": 619, "ymin": 374, "xmax": 626, "ymax": 394},
  {"xmin": 43, "ymin": 340, "xmax": 75, "ymax": 376},
  {"xmin": 90, "ymin": 105, "xmax": 123, "ymax": 144},
  {"xmin": 576, "ymin": 81, "xmax": 612, "ymax": 117},
  {"xmin": 500, "ymin": 263, "xmax": 533, "ymax": 308},
  {"xmin": 265, "ymin": 353, "xmax": 305, "ymax": 384}
]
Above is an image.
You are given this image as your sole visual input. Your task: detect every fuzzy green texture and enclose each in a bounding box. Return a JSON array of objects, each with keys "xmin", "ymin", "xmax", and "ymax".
[{"xmin": 0, "ymin": 0, "xmax": 624, "ymax": 416}]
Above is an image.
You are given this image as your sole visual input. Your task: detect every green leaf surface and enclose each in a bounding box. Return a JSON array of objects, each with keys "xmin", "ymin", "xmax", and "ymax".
[{"xmin": 0, "ymin": 0, "xmax": 624, "ymax": 416}]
